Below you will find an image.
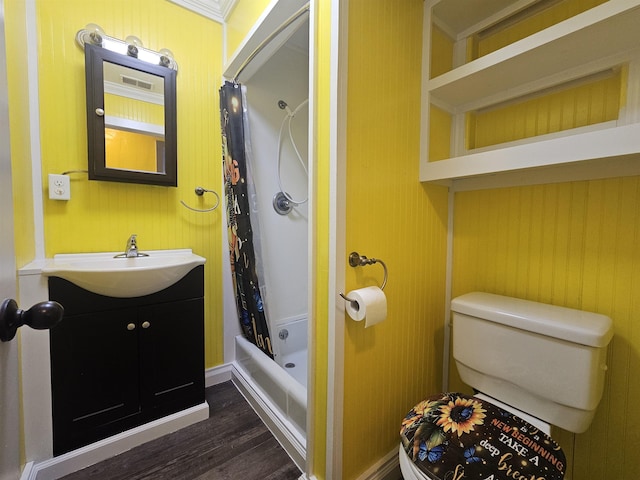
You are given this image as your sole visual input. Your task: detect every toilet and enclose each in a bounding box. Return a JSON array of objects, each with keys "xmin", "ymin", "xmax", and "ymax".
[{"xmin": 399, "ymin": 292, "xmax": 613, "ymax": 480}]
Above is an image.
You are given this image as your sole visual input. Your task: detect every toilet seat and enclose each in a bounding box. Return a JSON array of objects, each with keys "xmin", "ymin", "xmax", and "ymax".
[
  {"xmin": 400, "ymin": 443, "xmax": 436, "ymax": 480},
  {"xmin": 400, "ymin": 393, "xmax": 566, "ymax": 480}
]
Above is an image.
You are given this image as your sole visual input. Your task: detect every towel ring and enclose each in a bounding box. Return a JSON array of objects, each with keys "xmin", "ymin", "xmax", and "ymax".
[
  {"xmin": 180, "ymin": 187, "xmax": 220, "ymax": 212},
  {"xmin": 339, "ymin": 251, "xmax": 388, "ymax": 303}
]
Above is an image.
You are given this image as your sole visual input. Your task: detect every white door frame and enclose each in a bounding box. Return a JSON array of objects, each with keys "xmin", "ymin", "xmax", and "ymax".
[
  {"xmin": 323, "ymin": 0, "xmax": 347, "ymax": 478},
  {"xmin": 0, "ymin": 0, "xmax": 22, "ymax": 477}
]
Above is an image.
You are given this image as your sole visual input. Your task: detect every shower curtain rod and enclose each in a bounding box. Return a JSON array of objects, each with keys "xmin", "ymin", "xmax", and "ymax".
[{"xmin": 233, "ymin": 3, "xmax": 310, "ymax": 83}]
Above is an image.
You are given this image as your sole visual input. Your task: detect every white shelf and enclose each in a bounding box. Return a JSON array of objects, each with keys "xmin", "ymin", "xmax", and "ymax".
[
  {"xmin": 420, "ymin": 123, "xmax": 640, "ymax": 190},
  {"xmin": 428, "ymin": 0, "xmax": 640, "ymax": 110},
  {"xmin": 420, "ymin": 0, "xmax": 640, "ymax": 190}
]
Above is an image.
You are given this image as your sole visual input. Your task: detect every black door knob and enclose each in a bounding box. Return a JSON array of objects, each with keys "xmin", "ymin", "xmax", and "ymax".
[{"xmin": 0, "ymin": 298, "xmax": 64, "ymax": 342}]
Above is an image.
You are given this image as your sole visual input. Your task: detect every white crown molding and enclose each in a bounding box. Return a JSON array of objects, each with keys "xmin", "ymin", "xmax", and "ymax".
[{"xmin": 167, "ymin": 0, "xmax": 237, "ymax": 23}]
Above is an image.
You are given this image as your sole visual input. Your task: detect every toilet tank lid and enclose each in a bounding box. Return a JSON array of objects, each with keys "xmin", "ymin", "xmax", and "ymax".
[{"xmin": 451, "ymin": 292, "xmax": 613, "ymax": 347}]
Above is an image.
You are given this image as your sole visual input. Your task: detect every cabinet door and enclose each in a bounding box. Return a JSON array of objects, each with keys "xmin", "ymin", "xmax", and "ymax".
[
  {"xmin": 50, "ymin": 308, "xmax": 140, "ymax": 455},
  {"xmin": 138, "ymin": 298, "xmax": 205, "ymax": 415}
]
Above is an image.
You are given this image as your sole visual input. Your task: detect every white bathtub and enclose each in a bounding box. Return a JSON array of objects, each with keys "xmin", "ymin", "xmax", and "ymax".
[
  {"xmin": 274, "ymin": 315, "xmax": 308, "ymax": 388},
  {"xmin": 233, "ymin": 334, "xmax": 307, "ymax": 470}
]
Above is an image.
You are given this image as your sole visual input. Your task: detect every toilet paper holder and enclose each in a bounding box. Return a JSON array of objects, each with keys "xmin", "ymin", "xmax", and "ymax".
[{"xmin": 339, "ymin": 252, "xmax": 387, "ymax": 304}]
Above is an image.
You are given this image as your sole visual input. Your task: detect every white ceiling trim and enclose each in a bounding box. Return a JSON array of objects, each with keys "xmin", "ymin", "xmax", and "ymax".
[{"xmin": 167, "ymin": 0, "xmax": 237, "ymax": 23}]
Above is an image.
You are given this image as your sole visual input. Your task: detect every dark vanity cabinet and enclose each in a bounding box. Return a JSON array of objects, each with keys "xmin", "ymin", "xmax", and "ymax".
[{"xmin": 48, "ymin": 266, "xmax": 204, "ymax": 456}]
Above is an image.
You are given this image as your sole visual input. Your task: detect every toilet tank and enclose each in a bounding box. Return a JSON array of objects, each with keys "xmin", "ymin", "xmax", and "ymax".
[{"xmin": 451, "ymin": 292, "xmax": 613, "ymax": 433}]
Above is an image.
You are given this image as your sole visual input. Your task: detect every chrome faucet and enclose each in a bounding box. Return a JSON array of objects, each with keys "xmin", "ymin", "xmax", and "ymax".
[
  {"xmin": 125, "ymin": 234, "xmax": 139, "ymax": 257},
  {"xmin": 114, "ymin": 234, "xmax": 149, "ymax": 258}
]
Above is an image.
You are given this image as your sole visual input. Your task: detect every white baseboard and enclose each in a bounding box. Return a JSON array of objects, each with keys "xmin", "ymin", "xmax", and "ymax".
[
  {"xmin": 294, "ymin": 450, "xmax": 399, "ymax": 480},
  {"xmin": 21, "ymin": 364, "xmax": 395, "ymax": 480},
  {"xmin": 205, "ymin": 362, "xmax": 233, "ymax": 387},
  {"xmin": 19, "ymin": 462, "xmax": 35, "ymax": 480},
  {"xmin": 25, "ymin": 403, "xmax": 209, "ymax": 480},
  {"xmin": 356, "ymin": 447, "xmax": 401, "ymax": 480},
  {"xmin": 21, "ymin": 363, "xmax": 236, "ymax": 480}
]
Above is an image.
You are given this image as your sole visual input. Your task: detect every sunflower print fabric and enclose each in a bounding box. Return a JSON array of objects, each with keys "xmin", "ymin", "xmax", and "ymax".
[{"xmin": 400, "ymin": 393, "xmax": 566, "ymax": 480}]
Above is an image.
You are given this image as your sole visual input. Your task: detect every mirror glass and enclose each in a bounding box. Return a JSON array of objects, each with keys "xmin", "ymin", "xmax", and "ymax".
[
  {"xmin": 84, "ymin": 44, "xmax": 177, "ymax": 186},
  {"xmin": 103, "ymin": 62, "xmax": 165, "ymax": 173}
]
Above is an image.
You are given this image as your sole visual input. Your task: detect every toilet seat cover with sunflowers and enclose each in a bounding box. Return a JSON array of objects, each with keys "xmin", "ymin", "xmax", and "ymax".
[{"xmin": 400, "ymin": 393, "xmax": 566, "ymax": 480}]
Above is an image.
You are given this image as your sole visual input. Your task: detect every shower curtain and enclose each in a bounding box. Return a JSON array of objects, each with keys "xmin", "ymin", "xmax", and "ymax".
[{"xmin": 220, "ymin": 81, "xmax": 273, "ymax": 359}]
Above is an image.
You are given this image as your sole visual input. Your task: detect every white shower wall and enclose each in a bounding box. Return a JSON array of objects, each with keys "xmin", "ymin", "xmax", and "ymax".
[
  {"xmin": 244, "ymin": 28, "xmax": 309, "ymax": 332},
  {"xmin": 222, "ymin": 11, "xmax": 311, "ymax": 469}
]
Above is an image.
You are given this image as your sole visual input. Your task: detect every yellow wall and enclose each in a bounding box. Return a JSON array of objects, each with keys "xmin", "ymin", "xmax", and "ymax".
[
  {"xmin": 342, "ymin": 1, "xmax": 448, "ymax": 478},
  {"xmin": 104, "ymin": 129, "xmax": 162, "ymax": 172},
  {"xmin": 6, "ymin": 0, "xmax": 36, "ymax": 269},
  {"xmin": 468, "ymin": 70, "xmax": 622, "ymax": 149},
  {"xmin": 12, "ymin": 2, "xmax": 635, "ymax": 480},
  {"xmin": 104, "ymin": 91, "xmax": 165, "ymax": 125},
  {"xmin": 429, "ymin": 105, "xmax": 452, "ymax": 161},
  {"xmin": 225, "ymin": 0, "xmax": 273, "ymax": 61},
  {"xmin": 451, "ymin": 179, "xmax": 640, "ymax": 480},
  {"xmin": 31, "ymin": 0, "xmax": 224, "ymax": 367},
  {"xmin": 311, "ymin": 0, "xmax": 332, "ymax": 477},
  {"xmin": 447, "ymin": 2, "xmax": 640, "ymax": 478},
  {"xmin": 429, "ymin": 23, "xmax": 453, "ymax": 79},
  {"xmin": 472, "ymin": 0, "xmax": 606, "ymax": 59}
]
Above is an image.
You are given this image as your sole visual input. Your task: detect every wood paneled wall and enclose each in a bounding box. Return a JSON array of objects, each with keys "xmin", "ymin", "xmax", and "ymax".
[
  {"xmin": 35, "ymin": 0, "xmax": 225, "ymax": 367},
  {"xmin": 342, "ymin": 1, "xmax": 449, "ymax": 477},
  {"xmin": 452, "ymin": 178, "xmax": 640, "ymax": 479}
]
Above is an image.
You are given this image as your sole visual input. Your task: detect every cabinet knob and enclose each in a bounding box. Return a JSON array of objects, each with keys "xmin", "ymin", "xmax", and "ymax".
[
  {"xmin": 127, "ymin": 323, "xmax": 136, "ymax": 331},
  {"xmin": 142, "ymin": 321, "xmax": 151, "ymax": 329}
]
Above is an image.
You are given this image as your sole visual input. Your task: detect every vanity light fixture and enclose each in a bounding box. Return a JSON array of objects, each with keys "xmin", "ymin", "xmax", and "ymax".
[
  {"xmin": 124, "ymin": 35, "xmax": 143, "ymax": 58},
  {"xmin": 76, "ymin": 24, "xmax": 178, "ymax": 71},
  {"xmin": 82, "ymin": 23, "xmax": 105, "ymax": 46},
  {"xmin": 159, "ymin": 48, "xmax": 175, "ymax": 68}
]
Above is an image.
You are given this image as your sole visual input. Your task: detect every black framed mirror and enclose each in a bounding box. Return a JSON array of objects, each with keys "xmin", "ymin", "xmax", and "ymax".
[{"xmin": 84, "ymin": 43, "xmax": 177, "ymax": 186}]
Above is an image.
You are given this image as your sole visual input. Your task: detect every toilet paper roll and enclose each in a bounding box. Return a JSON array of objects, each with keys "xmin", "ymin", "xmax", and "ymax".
[{"xmin": 344, "ymin": 286, "xmax": 387, "ymax": 328}]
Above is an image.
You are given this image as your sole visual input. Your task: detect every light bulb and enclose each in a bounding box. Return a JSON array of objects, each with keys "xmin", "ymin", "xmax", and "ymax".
[
  {"xmin": 82, "ymin": 23, "xmax": 106, "ymax": 46},
  {"xmin": 125, "ymin": 35, "xmax": 144, "ymax": 48}
]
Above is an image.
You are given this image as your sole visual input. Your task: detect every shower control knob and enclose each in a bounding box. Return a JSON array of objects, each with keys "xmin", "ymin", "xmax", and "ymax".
[{"xmin": 273, "ymin": 191, "xmax": 294, "ymax": 215}]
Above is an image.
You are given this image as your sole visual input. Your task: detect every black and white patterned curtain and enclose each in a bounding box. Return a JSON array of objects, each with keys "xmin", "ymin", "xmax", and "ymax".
[{"xmin": 220, "ymin": 81, "xmax": 273, "ymax": 358}]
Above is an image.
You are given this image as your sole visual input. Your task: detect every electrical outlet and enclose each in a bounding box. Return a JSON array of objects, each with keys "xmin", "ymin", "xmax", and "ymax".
[{"xmin": 49, "ymin": 174, "xmax": 70, "ymax": 200}]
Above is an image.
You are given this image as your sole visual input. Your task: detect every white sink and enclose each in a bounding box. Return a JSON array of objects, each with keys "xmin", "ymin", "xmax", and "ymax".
[{"xmin": 41, "ymin": 249, "xmax": 206, "ymax": 298}]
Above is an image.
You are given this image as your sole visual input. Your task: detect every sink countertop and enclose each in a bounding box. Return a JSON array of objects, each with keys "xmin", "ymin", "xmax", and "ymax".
[{"xmin": 36, "ymin": 249, "xmax": 206, "ymax": 298}]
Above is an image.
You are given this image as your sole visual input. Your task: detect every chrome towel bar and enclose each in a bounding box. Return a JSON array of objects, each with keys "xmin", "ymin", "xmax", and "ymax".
[{"xmin": 180, "ymin": 186, "xmax": 220, "ymax": 212}]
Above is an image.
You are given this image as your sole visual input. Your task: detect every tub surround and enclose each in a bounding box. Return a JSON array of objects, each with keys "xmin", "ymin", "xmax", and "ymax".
[
  {"xmin": 221, "ymin": 4, "xmax": 311, "ymax": 475},
  {"xmin": 274, "ymin": 315, "xmax": 308, "ymax": 387},
  {"xmin": 233, "ymin": 335, "xmax": 306, "ymax": 471}
]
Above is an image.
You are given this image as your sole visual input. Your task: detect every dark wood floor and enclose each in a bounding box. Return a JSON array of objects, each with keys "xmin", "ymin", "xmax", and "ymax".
[{"xmin": 60, "ymin": 381, "xmax": 302, "ymax": 480}]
